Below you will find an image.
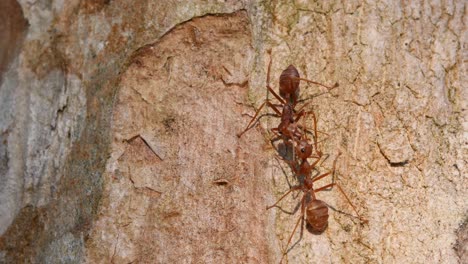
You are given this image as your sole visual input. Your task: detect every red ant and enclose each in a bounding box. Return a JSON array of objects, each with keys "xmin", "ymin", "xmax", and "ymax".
[
  {"xmin": 237, "ymin": 51, "xmax": 337, "ymax": 140},
  {"xmin": 268, "ymin": 113, "xmax": 367, "ymax": 262},
  {"xmin": 270, "ymin": 151, "xmax": 367, "ymax": 262}
]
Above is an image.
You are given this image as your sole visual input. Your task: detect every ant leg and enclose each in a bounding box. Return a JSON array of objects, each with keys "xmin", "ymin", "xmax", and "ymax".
[
  {"xmin": 305, "ymin": 155, "xmax": 322, "ymax": 171},
  {"xmin": 270, "ymin": 128, "xmax": 292, "ymax": 146},
  {"xmin": 238, "ymin": 50, "xmax": 286, "ymax": 138},
  {"xmin": 315, "ymin": 130, "xmax": 330, "ymax": 145},
  {"xmin": 266, "ymin": 49, "xmax": 273, "ymax": 85},
  {"xmin": 293, "ymin": 77, "xmax": 339, "ymax": 90},
  {"xmin": 293, "ymin": 110, "xmax": 307, "ymax": 126},
  {"xmin": 300, "ymin": 110, "xmax": 329, "ymax": 149},
  {"xmin": 270, "ymin": 128, "xmax": 286, "ymax": 139},
  {"xmin": 314, "ymin": 153, "xmax": 366, "ymax": 223},
  {"xmin": 314, "ymin": 183, "xmax": 367, "ymax": 224},
  {"xmin": 267, "ymin": 84, "xmax": 286, "ymax": 105},
  {"xmin": 312, "ymin": 152, "xmax": 340, "ymax": 184},
  {"xmin": 294, "ymin": 102, "xmax": 313, "ymax": 121},
  {"xmin": 237, "ymin": 101, "xmax": 267, "ymax": 138},
  {"xmin": 311, "ymin": 170, "xmax": 333, "ymax": 184},
  {"xmin": 237, "ymin": 100, "xmax": 282, "ymax": 138},
  {"xmin": 266, "ymin": 101, "xmax": 282, "ymax": 116},
  {"xmin": 266, "ymin": 186, "xmax": 301, "ymax": 210},
  {"xmin": 280, "ymin": 195, "xmax": 307, "ymax": 263},
  {"xmin": 307, "ymin": 110, "xmax": 320, "ymax": 155},
  {"xmin": 266, "ymin": 49, "xmax": 285, "ymax": 105},
  {"xmin": 269, "ymin": 128, "xmax": 282, "ymax": 145},
  {"xmin": 273, "ymin": 156, "xmax": 296, "ymax": 189},
  {"xmin": 265, "ymin": 50, "xmax": 286, "ymax": 105}
]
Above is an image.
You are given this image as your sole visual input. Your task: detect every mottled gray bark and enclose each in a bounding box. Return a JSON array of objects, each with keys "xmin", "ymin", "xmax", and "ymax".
[{"xmin": 0, "ymin": 1, "xmax": 466, "ymax": 263}]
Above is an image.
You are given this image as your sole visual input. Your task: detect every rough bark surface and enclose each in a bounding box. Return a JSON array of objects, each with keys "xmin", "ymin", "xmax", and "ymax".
[
  {"xmin": 0, "ymin": 1, "xmax": 466, "ymax": 263},
  {"xmin": 85, "ymin": 12, "xmax": 276, "ymax": 263}
]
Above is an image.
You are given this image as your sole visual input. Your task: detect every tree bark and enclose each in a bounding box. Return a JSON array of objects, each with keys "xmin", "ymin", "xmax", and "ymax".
[{"xmin": 0, "ymin": 1, "xmax": 466, "ymax": 263}]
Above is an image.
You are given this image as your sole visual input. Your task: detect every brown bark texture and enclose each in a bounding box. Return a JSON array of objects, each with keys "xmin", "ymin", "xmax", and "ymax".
[{"xmin": 0, "ymin": 1, "xmax": 466, "ymax": 263}]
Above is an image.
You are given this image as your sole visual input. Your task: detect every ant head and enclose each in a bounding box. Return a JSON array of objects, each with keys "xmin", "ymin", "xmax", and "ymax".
[{"xmin": 295, "ymin": 139, "xmax": 312, "ymax": 160}]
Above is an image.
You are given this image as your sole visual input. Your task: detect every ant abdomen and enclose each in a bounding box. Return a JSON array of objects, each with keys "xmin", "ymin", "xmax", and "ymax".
[
  {"xmin": 306, "ymin": 199, "xmax": 329, "ymax": 233},
  {"xmin": 279, "ymin": 65, "xmax": 300, "ymax": 103}
]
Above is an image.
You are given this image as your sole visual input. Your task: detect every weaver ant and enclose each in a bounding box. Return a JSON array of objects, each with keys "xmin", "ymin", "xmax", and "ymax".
[
  {"xmin": 270, "ymin": 150, "xmax": 367, "ymax": 262},
  {"xmin": 268, "ymin": 112, "xmax": 367, "ymax": 262},
  {"xmin": 237, "ymin": 51, "xmax": 337, "ymax": 140}
]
